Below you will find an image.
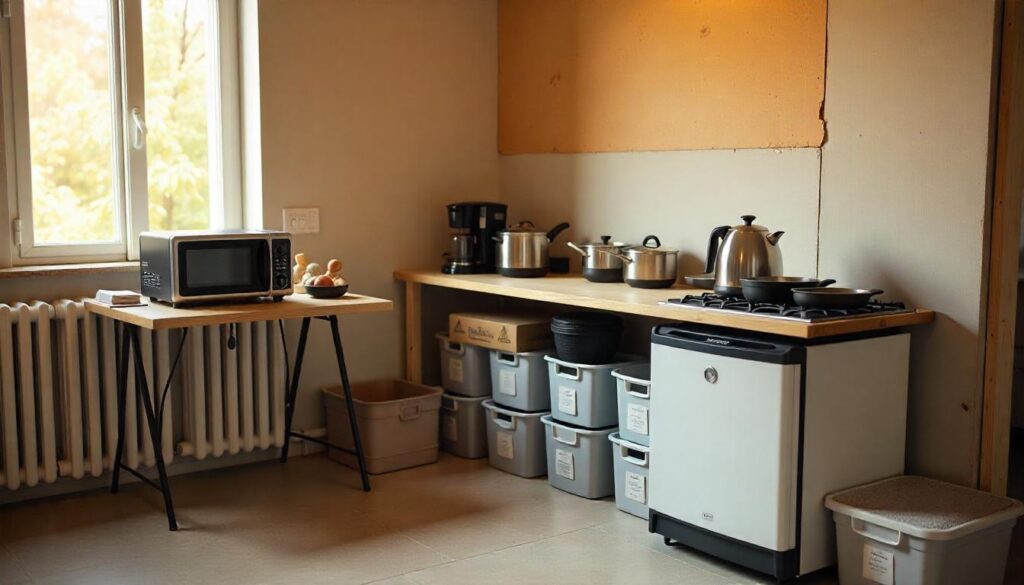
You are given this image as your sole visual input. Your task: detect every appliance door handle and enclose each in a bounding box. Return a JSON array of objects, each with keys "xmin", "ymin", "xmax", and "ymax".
[{"xmin": 850, "ymin": 517, "xmax": 903, "ymax": 547}]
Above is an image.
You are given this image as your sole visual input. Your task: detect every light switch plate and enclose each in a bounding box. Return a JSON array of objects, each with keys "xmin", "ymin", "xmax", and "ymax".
[{"xmin": 283, "ymin": 207, "xmax": 320, "ymax": 234}]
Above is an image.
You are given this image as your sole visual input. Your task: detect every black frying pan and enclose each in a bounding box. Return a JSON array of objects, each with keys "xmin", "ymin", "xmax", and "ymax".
[
  {"xmin": 791, "ymin": 287, "xmax": 884, "ymax": 310},
  {"xmin": 740, "ymin": 277, "xmax": 836, "ymax": 305}
]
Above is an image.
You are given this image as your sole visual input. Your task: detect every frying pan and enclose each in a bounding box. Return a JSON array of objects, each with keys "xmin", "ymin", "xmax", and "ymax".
[
  {"xmin": 790, "ymin": 287, "xmax": 884, "ymax": 310},
  {"xmin": 740, "ymin": 277, "xmax": 836, "ymax": 305}
]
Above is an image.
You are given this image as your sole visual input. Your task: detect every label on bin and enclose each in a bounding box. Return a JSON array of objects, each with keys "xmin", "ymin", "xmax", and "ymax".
[
  {"xmin": 862, "ymin": 544, "xmax": 894, "ymax": 585},
  {"xmin": 449, "ymin": 357, "xmax": 464, "ymax": 383},
  {"xmin": 555, "ymin": 449, "xmax": 575, "ymax": 480},
  {"xmin": 558, "ymin": 387, "xmax": 577, "ymax": 416},
  {"xmin": 499, "ymin": 370, "xmax": 517, "ymax": 396},
  {"xmin": 625, "ymin": 471, "xmax": 646, "ymax": 504},
  {"xmin": 442, "ymin": 414, "xmax": 458, "ymax": 441},
  {"xmin": 496, "ymin": 431, "xmax": 515, "ymax": 459},
  {"xmin": 626, "ymin": 404, "xmax": 649, "ymax": 436}
]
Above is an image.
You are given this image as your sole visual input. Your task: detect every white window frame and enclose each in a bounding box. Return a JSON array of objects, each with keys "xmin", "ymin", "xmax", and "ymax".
[{"xmin": 0, "ymin": 0, "xmax": 242, "ymax": 265}]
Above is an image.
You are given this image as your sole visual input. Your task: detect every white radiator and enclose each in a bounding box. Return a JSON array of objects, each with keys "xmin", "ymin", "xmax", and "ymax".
[{"xmin": 0, "ymin": 299, "xmax": 286, "ymax": 491}]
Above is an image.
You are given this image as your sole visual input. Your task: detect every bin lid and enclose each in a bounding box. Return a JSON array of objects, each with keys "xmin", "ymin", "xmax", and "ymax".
[{"xmin": 825, "ymin": 475, "xmax": 1024, "ymax": 541}]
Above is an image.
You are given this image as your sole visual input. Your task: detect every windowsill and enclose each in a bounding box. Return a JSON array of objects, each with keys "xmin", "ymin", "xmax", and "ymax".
[{"xmin": 0, "ymin": 261, "xmax": 139, "ymax": 280}]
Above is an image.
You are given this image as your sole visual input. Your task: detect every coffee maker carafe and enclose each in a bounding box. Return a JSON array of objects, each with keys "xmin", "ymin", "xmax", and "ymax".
[{"xmin": 443, "ymin": 202, "xmax": 508, "ymax": 274}]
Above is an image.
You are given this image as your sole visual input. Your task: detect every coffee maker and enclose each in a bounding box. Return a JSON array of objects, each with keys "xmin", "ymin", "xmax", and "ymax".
[{"xmin": 443, "ymin": 202, "xmax": 508, "ymax": 274}]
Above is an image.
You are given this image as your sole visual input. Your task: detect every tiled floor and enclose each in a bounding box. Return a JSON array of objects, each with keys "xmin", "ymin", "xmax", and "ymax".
[{"xmin": 0, "ymin": 454, "xmax": 844, "ymax": 585}]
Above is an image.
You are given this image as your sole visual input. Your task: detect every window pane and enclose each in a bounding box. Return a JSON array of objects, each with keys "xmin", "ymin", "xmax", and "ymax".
[
  {"xmin": 143, "ymin": 0, "xmax": 211, "ymax": 231},
  {"xmin": 24, "ymin": 0, "xmax": 119, "ymax": 245}
]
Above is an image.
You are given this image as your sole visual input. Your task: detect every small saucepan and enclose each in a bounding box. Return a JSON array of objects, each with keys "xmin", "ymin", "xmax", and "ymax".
[
  {"xmin": 791, "ymin": 287, "xmax": 884, "ymax": 310},
  {"xmin": 740, "ymin": 277, "xmax": 836, "ymax": 305},
  {"xmin": 599, "ymin": 235, "xmax": 678, "ymax": 289}
]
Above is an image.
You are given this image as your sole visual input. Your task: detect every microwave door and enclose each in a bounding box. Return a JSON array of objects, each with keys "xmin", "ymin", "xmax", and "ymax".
[{"xmin": 175, "ymin": 239, "xmax": 271, "ymax": 302}]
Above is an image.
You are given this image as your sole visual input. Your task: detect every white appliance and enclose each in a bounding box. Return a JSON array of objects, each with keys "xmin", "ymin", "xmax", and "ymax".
[{"xmin": 648, "ymin": 324, "xmax": 909, "ymax": 580}]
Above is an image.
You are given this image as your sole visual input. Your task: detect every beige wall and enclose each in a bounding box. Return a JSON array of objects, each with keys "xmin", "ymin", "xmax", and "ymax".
[
  {"xmin": 819, "ymin": 0, "xmax": 999, "ymax": 486},
  {"xmin": 257, "ymin": 0, "xmax": 499, "ymax": 429},
  {"xmin": 499, "ymin": 0, "xmax": 826, "ymax": 153},
  {"xmin": 500, "ymin": 1, "xmax": 1001, "ymax": 486},
  {"xmin": 500, "ymin": 149, "xmax": 821, "ymax": 278}
]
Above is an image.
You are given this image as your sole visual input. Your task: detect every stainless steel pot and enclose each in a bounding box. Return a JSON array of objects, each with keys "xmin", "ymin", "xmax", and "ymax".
[
  {"xmin": 567, "ymin": 235, "xmax": 628, "ymax": 283},
  {"xmin": 600, "ymin": 235, "xmax": 678, "ymax": 289},
  {"xmin": 707, "ymin": 215, "xmax": 784, "ymax": 297},
  {"xmin": 494, "ymin": 221, "xmax": 571, "ymax": 277}
]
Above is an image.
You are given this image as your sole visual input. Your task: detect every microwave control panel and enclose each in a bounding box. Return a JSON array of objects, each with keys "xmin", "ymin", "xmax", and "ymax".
[{"xmin": 272, "ymin": 238, "xmax": 292, "ymax": 292}]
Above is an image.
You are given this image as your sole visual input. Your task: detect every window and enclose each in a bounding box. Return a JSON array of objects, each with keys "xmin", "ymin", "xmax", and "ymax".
[{"xmin": 1, "ymin": 0, "xmax": 241, "ymax": 263}]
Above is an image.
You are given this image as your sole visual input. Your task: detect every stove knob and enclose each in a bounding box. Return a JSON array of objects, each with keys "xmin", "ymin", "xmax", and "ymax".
[{"xmin": 703, "ymin": 367, "xmax": 718, "ymax": 384}]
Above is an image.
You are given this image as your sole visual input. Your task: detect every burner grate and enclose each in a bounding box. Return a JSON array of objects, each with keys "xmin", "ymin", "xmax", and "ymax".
[{"xmin": 665, "ymin": 292, "xmax": 909, "ymax": 322}]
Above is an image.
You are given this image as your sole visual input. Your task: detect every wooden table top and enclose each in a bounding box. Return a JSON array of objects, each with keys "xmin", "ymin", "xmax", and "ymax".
[
  {"xmin": 394, "ymin": 269, "xmax": 935, "ymax": 339},
  {"xmin": 85, "ymin": 293, "xmax": 393, "ymax": 331}
]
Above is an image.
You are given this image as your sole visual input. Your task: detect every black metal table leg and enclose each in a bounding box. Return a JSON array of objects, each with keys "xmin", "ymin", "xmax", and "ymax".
[
  {"xmin": 129, "ymin": 326, "xmax": 178, "ymax": 531},
  {"xmin": 110, "ymin": 325, "xmax": 130, "ymax": 494},
  {"xmin": 328, "ymin": 316, "xmax": 370, "ymax": 492},
  {"xmin": 280, "ymin": 317, "xmax": 311, "ymax": 463}
]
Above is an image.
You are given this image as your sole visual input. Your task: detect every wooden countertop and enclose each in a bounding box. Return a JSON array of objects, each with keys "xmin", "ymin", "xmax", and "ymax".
[
  {"xmin": 85, "ymin": 293, "xmax": 393, "ymax": 331},
  {"xmin": 394, "ymin": 269, "xmax": 935, "ymax": 339}
]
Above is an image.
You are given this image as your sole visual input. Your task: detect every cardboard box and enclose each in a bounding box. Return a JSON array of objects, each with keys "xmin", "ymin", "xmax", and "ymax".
[{"xmin": 448, "ymin": 313, "xmax": 552, "ymax": 353}]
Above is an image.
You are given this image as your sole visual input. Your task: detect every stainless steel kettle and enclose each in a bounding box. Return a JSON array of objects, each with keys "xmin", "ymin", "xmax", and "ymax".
[{"xmin": 706, "ymin": 215, "xmax": 784, "ymax": 297}]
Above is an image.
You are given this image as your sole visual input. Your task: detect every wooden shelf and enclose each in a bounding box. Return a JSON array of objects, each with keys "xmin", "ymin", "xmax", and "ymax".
[
  {"xmin": 0, "ymin": 261, "xmax": 139, "ymax": 280},
  {"xmin": 394, "ymin": 269, "xmax": 935, "ymax": 340},
  {"xmin": 85, "ymin": 293, "xmax": 393, "ymax": 331}
]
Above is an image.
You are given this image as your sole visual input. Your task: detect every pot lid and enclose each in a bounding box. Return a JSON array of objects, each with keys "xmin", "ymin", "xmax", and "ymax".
[
  {"xmin": 625, "ymin": 235, "xmax": 677, "ymax": 254},
  {"xmin": 576, "ymin": 235, "xmax": 629, "ymax": 249},
  {"xmin": 732, "ymin": 214, "xmax": 769, "ymax": 232},
  {"xmin": 500, "ymin": 221, "xmax": 545, "ymax": 235}
]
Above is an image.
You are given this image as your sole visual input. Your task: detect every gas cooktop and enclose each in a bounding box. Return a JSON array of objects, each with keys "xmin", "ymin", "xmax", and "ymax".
[{"xmin": 662, "ymin": 292, "xmax": 913, "ymax": 323}]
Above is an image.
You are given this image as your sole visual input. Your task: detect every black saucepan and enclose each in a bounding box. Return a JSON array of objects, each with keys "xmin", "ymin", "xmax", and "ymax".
[
  {"xmin": 740, "ymin": 277, "xmax": 836, "ymax": 304},
  {"xmin": 791, "ymin": 287, "xmax": 884, "ymax": 310}
]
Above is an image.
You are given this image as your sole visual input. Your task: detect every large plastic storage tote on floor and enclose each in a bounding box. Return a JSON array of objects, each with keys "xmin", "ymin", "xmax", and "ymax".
[
  {"xmin": 540, "ymin": 415, "xmax": 616, "ymax": 499},
  {"xmin": 612, "ymin": 364, "xmax": 651, "ymax": 446},
  {"xmin": 545, "ymin": 355, "xmax": 641, "ymax": 428},
  {"xmin": 825, "ymin": 475, "xmax": 1024, "ymax": 585},
  {"xmin": 440, "ymin": 392, "xmax": 488, "ymax": 459},
  {"xmin": 608, "ymin": 432, "xmax": 650, "ymax": 519},
  {"xmin": 437, "ymin": 332, "xmax": 491, "ymax": 397},
  {"xmin": 324, "ymin": 380, "xmax": 443, "ymax": 474},
  {"xmin": 481, "ymin": 400, "xmax": 548, "ymax": 478},
  {"xmin": 489, "ymin": 348, "xmax": 552, "ymax": 411}
]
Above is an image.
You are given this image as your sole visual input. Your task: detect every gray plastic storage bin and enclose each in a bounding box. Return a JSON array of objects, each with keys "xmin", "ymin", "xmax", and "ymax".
[
  {"xmin": 545, "ymin": 355, "xmax": 641, "ymax": 428},
  {"xmin": 825, "ymin": 476, "xmax": 1024, "ymax": 585},
  {"xmin": 324, "ymin": 380, "xmax": 442, "ymax": 474},
  {"xmin": 440, "ymin": 392, "xmax": 488, "ymax": 459},
  {"xmin": 609, "ymin": 432, "xmax": 650, "ymax": 519},
  {"xmin": 437, "ymin": 332, "xmax": 491, "ymax": 397},
  {"xmin": 481, "ymin": 400, "xmax": 548, "ymax": 478},
  {"xmin": 612, "ymin": 364, "xmax": 651, "ymax": 446},
  {"xmin": 541, "ymin": 415, "xmax": 616, "ymax": 499},
  {"xmin": 489, "ymin": 349, "xmax": 552, "ymax": 411}
]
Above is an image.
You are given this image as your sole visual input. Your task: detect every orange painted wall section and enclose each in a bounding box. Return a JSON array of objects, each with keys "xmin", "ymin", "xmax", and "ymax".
[{"xmin": 499, "ymin": 0, "xmax": 827, "ymax": 154}]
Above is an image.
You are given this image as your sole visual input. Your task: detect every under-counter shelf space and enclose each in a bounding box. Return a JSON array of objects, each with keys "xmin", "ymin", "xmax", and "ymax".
[{"xmin": 395, "ymin": 269, "xmax": 935, "ymax": 383}]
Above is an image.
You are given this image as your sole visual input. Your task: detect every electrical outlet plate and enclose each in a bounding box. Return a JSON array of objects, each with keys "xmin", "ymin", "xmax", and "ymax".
[{"xmin": 283, "ymin": 207, "xmax": 320, "ymax": 234}]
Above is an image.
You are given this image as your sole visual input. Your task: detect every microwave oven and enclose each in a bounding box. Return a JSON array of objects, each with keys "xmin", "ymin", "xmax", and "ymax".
[{"xmin": 140, "ymin": 230, "xmax": 293, "ymax": 306}]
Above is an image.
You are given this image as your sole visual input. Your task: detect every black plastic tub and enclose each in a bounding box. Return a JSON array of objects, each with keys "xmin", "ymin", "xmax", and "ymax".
[{"xmin": 551, "ymin": 312, "xmax": 623, "ymax": 365}]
